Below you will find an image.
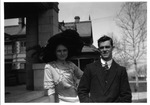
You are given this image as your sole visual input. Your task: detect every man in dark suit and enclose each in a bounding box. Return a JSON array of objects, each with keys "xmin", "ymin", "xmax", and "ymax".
[{"xmin": 77, "ymin": 35, "xmax": 132, "ymax": 102}]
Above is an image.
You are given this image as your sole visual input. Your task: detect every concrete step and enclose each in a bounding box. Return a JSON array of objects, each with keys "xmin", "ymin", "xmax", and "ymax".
[
  {"xmin": 28, "ymin": 96, "xmax": 50, "ymax": 103},
  {"xmin": 5, "ymin": 90, "xmax": 45, "ymax": 102}
]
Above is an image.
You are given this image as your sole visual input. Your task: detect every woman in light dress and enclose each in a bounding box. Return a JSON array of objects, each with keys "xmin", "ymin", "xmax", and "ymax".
[{"xmin": 44, "ymin": 43, "xmax": 83, "ymax": 103}]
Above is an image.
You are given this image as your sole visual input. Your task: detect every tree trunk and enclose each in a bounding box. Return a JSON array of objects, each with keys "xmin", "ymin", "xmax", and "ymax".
[{"xmin": 134, "ymin": 60, "xmax": 139, "ymax": 92}]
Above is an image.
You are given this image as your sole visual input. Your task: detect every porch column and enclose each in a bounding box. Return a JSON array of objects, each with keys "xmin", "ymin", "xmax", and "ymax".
[
  {"xmin": 26, "ymin": 14, "xmax": 38, "ymax": 90},
  {"xmin": 32, "ymin": 8, "xmax": 59, "ymax": 90},
  {"xmin": 38, "ymin": 8, "xmax": 59, "ymax": 47}
]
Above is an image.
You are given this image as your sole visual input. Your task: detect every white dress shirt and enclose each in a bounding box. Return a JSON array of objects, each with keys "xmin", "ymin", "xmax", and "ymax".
[{"xmin": 100, "ymin": 58, "xmax": 112, "ymax": 69}]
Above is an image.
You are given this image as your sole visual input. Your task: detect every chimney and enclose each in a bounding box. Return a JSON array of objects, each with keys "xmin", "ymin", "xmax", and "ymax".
[{"xmin": 74, "ymin": 16, "xmax": 80, "ymax": 23}]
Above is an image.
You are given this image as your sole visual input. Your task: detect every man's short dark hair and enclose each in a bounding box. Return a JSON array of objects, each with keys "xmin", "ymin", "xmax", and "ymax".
[{"xmin": 98, "ymin": 35, "xmax": 113, "ymax": 47}]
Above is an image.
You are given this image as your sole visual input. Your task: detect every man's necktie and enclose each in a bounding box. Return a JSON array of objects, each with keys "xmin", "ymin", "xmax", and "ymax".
[
  {"xmin": 104, "ymin": 62, "xmax": 109, "ymax": 87},
  {"xmin": 104, "ymin": 62, "xmax": 109, "ymax": 70}
]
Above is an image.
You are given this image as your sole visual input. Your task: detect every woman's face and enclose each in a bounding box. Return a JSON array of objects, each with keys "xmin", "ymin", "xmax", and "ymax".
[{"xmin": 56, "ymin": 44, "xmax": 68, "ymax": 61}]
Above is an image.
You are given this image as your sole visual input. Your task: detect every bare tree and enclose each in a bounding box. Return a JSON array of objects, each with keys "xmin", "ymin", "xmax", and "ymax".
[
  {"xmin": 116, "ymin": 2, "xmax": 147, "ymax": 91},
  {"xmin": 107, "ymin": 32, "xmax": 131, "ymax": 69}
]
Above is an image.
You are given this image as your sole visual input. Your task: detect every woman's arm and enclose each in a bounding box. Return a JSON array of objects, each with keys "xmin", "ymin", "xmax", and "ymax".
[
  {"xmin": 70, "ymin": 62, "xmax": 83, "ymax": 79},
  {"xmin": 44, "ymin": 64, "xmax": 57, "ymax": 102}
]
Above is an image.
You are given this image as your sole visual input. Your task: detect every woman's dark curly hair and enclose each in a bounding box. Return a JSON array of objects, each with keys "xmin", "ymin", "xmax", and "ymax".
[{"xmin": 42, "ymin": 29, "xmax": 84, "ymax": 63}]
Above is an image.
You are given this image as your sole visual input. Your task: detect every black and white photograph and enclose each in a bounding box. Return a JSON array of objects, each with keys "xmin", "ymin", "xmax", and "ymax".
[{"xmin": 1, "ymin": 0, "xmax": 148, "ymax": 103}]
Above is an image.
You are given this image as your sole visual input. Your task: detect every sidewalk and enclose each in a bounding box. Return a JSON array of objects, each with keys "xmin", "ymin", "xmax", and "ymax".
[
  {"xmin": 5, "ymin": 85, "xmax": 45, "ymax": 102},
  {"xmin": 5, "ymin": 85, "xmax": 31, "ymax": 97},
  {"xmin": 5, "ymin": 85, "xmax": 147, "ymax": 102}
]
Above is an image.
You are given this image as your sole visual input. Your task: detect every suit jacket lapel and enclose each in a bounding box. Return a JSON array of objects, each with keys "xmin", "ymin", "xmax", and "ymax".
[
  {"xmin": 95, "ymin": 61, "xmax": 106, "ymax": 92},
  {"xmin": 104, "ymin": 60, "xmax": 118, "ymax": 94}
]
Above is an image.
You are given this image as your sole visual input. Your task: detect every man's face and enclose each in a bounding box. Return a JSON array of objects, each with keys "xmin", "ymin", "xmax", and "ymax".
[{"xmin": 98, "ymin": 40, "xmax": 113, "ymax": 61}]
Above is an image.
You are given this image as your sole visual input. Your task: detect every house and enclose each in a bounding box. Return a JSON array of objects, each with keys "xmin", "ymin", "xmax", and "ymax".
[{"xmin": 5, "ymin": 18, "xmax": 26, "ymax": 86}]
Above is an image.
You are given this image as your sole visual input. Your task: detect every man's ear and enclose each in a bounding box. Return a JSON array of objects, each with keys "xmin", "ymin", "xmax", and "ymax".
[{"xmin": 112, "ymin": 46, "xmax": 115, "ymax": 50}]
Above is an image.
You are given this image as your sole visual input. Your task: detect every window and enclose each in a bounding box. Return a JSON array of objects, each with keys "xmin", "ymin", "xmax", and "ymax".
[
  {"xmin": 80, "ymin": 59, "xmax": 94, "ymax": 71},
  {"xmin": 12, "ymin": 63, "xmax": 25, "ymax": 69},
  {"xmin": 20, "ymin": 63, "xmax": 25, "ymax": 69},
  {"xmin": 5, "ymin": 45, "xmax": 12, "ymax": 54},
  {"xmin": 71, "ymin": 59, "xmax": 78, "ymax": 66},
  {"xmin": 20, "ymin": 41, "xmax": 26, "ymax": 53}
]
